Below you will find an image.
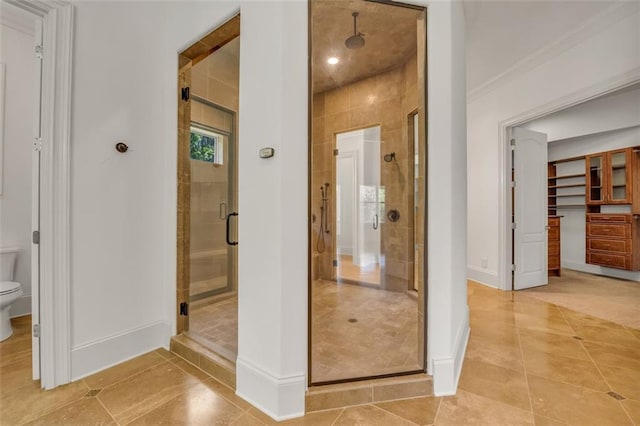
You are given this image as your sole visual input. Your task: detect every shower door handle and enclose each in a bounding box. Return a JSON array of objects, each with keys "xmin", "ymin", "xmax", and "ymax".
[
  {"xmin": 373, "ymin": 214, "xmax": 379, "ymax": 230},
  {"xmin": 226, "ymin": 212, "xmax": 238, "ymax": 246}
]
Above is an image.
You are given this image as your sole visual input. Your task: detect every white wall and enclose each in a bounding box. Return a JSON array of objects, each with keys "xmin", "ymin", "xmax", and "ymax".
[
  {"xmin": 548, "ymin": 126, "xmax": 640, "ymax": 282},
  {"xmin": 467, "ymin": 3, "xmax": 640, "ymax": 289},
  {"xmin": 67, "ymin": 0, "xmax": 467, "ymax": 418},
  {"xmin": 0, "ymin": 16, "xmax": 35, "ymax": 317},
  {"xmin": 523, "ymin": 84, "xmax": 640, "ymax": 142}
]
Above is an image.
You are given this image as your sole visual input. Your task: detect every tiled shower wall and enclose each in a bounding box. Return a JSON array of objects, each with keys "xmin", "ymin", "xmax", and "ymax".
[{"xmin": 311, "ymin": 50, "xmax": 424, "ymax": 293}]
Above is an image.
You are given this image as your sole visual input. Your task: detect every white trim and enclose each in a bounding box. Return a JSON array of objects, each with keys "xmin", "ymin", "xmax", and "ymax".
[
  {"xmin": 498, "ymin": 69, "xmax": 640, "ymax": 291},
  {"xmin": 0, "ymin": 2, "xmax": 36, "ymax": 36},
  {"xmin": 9, "ymin": 295, "xmax": 31, "ymax": 318},
  {"xmin": 0, "ymin": 63, "xmax": 4, "ymax": 195},
  {"xmin": 8, "ymin": 0, "xmax": 74, "ymax": 390},
  {"xmin": 71, "ymin": 322, "xmax": 171, "ymax": 381},
  {"xmin": 468, "ymin": 2, "xmax": 640, "ymax": 102},
  {"xmin": 466, "ymin": 266, "xmax": 499, "ymax": 289},
  {"xmin": 432, "ymin": 311, "xmax": 469, "ymax": 396},
  {"xmin": 236, "ymin": 357, "xmax": 305, "ymax": 421}
]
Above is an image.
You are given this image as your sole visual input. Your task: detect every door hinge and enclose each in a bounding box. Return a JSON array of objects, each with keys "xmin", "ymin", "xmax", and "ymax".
[
  {"xmin": 511, "ymin": 264, "xmax": 516, "ymax": 272},
  {"xmin": 512, "ymin": 222, "xmax": 516, "ymax": 230},
  {"xmin": 510, "ymin": 138, "xmax": 516, "ymax": 150},
  {"xmin": 35, "ymin": 45, "xmax": 43, "ymax": 60},
  {"xmin": 179, "ymin": 302, "xmax": 188, "ymax": 316},
  {"xmin": 33, "ymin": 323, "xmax": 40, "ymax": 338},
  {"xmin": 333, "ymin": 149, "xmax": 339, "ymax": 156},
  {"xmin": 181, "ymin": 87, "xmax": 190, "ymax": 101},
  {"xmin": 32, "ymin": 230, "xmax": 40, "ymax": 244},
  {"xmin": 511, "ymin": 181, "xmax": 516, "ymax": 188},
  {"xmin": 333, "ymin": 259, "xmax": 338, "ymax": 267}
]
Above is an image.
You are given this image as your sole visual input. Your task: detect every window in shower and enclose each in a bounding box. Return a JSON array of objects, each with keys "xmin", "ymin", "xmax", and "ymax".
[{"xmin": 190, "ymin": 125, "xmax": 224, "ymax": 165}]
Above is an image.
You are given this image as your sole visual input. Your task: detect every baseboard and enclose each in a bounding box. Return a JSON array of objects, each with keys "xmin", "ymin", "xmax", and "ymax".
[
  {"xmin": 467, "ymin": 266, "xmax": 499, "ymax": 288},
  {"xmin": 562, "ymin": 261, "xmax": 640, "ymax": 282},
  {"xmin": 432, "ymin": 310, "xmax": 470, "ymax": 396},
  {"xmin": 236, "ymin": 357, "xmax": 305, "ymax": 421},
  {"xmin": 10, "ymin": 295, "xmax": 31, "ymax": 318},
  {"xmin": 71, "ymin": 321, "xmax": 171, "ymax": 381}
]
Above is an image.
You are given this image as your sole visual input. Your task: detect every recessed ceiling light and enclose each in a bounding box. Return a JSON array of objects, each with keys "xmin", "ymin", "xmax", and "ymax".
[{"xmin": 327, "ymin": 57, "xmax": 339, "ymax": 65}]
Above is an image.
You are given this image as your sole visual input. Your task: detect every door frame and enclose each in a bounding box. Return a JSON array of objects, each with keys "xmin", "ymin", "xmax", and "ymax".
[
  {"xmin": 335, "ymin": 150, "xmax": 359, "ymax": 264},
  {"xmin": 176, "ymin": 14, "xmax": 240, "ymax": 334},
  {"xmin": 498, "ymin": 72, "xmax": 640, "ymax": 291},
  {"xmin": 5, "ymin": 0, "xmax": 74, "ymax": 389}
]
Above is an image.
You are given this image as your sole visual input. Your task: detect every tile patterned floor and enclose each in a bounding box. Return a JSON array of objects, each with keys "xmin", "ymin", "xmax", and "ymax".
[
  {"xmin": 1, "ymin": 279, "xmax": 639, "ymax": 425},
  {"xmin": 337, "ymin": 255, "xmax": 381, "ymax": 286}
]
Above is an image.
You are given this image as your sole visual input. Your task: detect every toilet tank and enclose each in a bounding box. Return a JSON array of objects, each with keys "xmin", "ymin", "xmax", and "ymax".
[{"xmin": 0, "ymin": 248, "xmax": 19, "ymax": 281}]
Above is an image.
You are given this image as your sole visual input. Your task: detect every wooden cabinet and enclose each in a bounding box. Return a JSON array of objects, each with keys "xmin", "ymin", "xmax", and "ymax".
[
  {"xmin": 586, "ymin": 213, "xmax": 639, "ymax": 271},
  {"xmin": 586, "ymin": 148, "xmax": 633, "ymax": 206},
  {"xmin": 548, "ymin": 216, "xmax": 561, "ymax": 276}
]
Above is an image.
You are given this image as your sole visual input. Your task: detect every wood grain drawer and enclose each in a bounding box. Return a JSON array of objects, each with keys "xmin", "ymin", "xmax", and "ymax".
[
  {"xmin": 587, "ymin": 251, "xmax": 632, "ymax": 270},
  {"xmin": 587, "ymin": 238, "xmax": 632, "ymax": 254},
  {"xmin": 587, "ymin": 223, "xmax": 631, "ymax": 238},
  {"xmin": 548, "ymin": 217, "xmax": 561, "ymax": 227},
  {"xmin": 548, "ymin": 226, "xmax": 560, "ymax": 240},
  {"xmin": 548, "ymin": 241, "xmax": 560, "ymax": 256},
  {"xmin": 587, "ymin": 213, "xmax": 632, "ymax": 224}
]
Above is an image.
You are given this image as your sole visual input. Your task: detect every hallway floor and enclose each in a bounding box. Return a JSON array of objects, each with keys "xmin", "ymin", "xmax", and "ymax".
[{"xmin": 1, "ymin": 280, "xmax": 638, "ymax": 425}]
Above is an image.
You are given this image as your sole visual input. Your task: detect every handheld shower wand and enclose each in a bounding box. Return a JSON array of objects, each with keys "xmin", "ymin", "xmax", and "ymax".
[{"xmin": 316, "ymin": 183, "xmax": 330, "ymax": 253}]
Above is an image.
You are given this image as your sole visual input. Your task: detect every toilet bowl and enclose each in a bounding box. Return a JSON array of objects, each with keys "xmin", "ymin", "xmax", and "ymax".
[{"xmin": 0, "ymin": 248, "xmax": 23, "ymax": 342}]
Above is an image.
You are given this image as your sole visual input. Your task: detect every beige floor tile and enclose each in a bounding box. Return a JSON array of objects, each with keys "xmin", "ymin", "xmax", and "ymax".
[
  {"xmin": 247, "ymin": 407, "xmax": 344, "ymax": 425},
  {"xmin": 515, "ymin": 311, "xmax": 575, "ymax": 336},
  {"xmin": 518, "ymin": 329, "xmax": 590, "ymax": 361},
  {"xmin": 622, "ymin": 399, "xmax": 640, "ymax": 424},
  {"xmin": 83, "ymin": 351, "xmax": 166, "ymax": 390},
  {"xmin": 458, "ymin": 358, "xmax": 531, "ymax": 411},
  {"xmin": 126, "ymin": 381, "xmax": 244, "ymax": 425},
  {"xmin": 97, "ymin": 361, "xmax": 199, "ymax": 425},
  {"xmin": 521, "ymin": 348, "xmax": 609, "ymax": 392},
  {"xmin": 597, "ymin": 364, "xmax": 640, "ymax": 401},
  {"xmin": 435, "ymin": 389, "xmax": 534, "ymax": 426},
  {"xmin": 533, "ymin": 414, "xmax": 568, "ymax": 425},
  {"xmin": 375, "ymin": 396, "xmax": 441, "ymax": 425},
  {"xmin": 628, "ymin": 327, "xmax": 640, "ymax": 341},
  {"xmin": 527, "ymin": 374, "xmax": 632, "ymax": 426},
  {"xmin": 582, "ymin": 340, "xmax": 640, "ymax": 371},
  {"xmin": 0, "ymin": 380, "xmax": 89, "ymax": 425},
  {"xmin": 573, "ymin": 324, "xmax": 640, "ymax": 349},
  {"xmin": 25, "ymin": 396, "xmax": 115, "ymax": 426},
  {"xmin": 0, "ymin": 350, "xmax": 35, "ymax": 396},
  {"xmin": 154, "ymin": 348, "xmax": 177, "ymax": 361},
  {"xmin": 202, "ymin": 378, "xmax": 252, "ymax": 410},
  {"xmin": 465, "ymin": 334, "xmax": 524, "ymax": 372},
  {"xmin": 230, "ymin": 412, "xmax": 266, "ymax": 425},
  {"xmin": 333, "ymin": 404, "xmax": 415, "ymax": 425}
]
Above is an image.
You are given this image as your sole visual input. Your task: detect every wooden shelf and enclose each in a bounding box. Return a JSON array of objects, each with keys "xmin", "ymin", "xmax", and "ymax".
[
  {"xmin": 549, "ymin": 204, "xmax": 586, "ymax": 209},
  {"xmin": 548, "ymin": 173, "xmax": 585, "ymax": 180},
  {"xmin": 549, "ymin": 194, "xmax": 585, "ymax": 198},
  {"xmin": 548, "ymin": 183, "xmax": 585, "ymax": 189}
]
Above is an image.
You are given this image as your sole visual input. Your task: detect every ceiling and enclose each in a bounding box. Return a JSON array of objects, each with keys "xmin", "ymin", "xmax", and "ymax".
[
  {"xmin": 311, "ymin": 0, "xmax": 424, "ymax": 94},
  {"xmin": 464, "ymin": 0, "xmax": 617, "ymax": 91}
]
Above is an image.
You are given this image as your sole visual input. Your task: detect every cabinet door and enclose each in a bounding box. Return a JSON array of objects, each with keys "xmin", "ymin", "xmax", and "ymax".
[
  {"xmin": 608, "ymin": 148, "xmax": 632, "ymax": 204},
  {"xmin": 586, "ymin": 153, "xmax": 605, "ymax": 205}
]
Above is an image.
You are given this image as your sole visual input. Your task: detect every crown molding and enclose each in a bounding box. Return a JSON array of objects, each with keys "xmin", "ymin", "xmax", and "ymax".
[
  {"xmin": 467, "ymin": 2, "xmax": 640, "ymax": 103},
  {"xmin": 0, "ymin": 1, "xmax": 36, "ymax": 36}
]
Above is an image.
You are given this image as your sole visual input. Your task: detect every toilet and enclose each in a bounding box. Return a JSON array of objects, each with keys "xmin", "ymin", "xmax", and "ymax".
[{"xmin": 1, "ymin": 248, "xmax": 23, "ymax": 341}]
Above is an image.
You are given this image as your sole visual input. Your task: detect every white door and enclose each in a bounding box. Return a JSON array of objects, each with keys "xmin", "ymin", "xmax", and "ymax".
[
  {"xmin": 31, "ymin": 19, "xmax": 43, "ymax": 380},
  {"xmin": 513, "ymin": 127, "xmax": 548, "ymax": 290}
]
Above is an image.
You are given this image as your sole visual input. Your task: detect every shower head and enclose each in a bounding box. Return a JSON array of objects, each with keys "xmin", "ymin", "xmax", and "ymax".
[{"xmin": 345, "ymin": 12, "xmax": 365, "ymax": 50}]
